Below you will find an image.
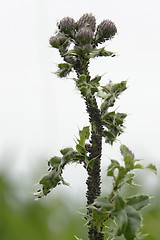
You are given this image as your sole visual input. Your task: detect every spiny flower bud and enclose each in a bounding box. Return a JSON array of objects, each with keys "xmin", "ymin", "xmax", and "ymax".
[
  {"xmin": 74, "ymin": 44, "xmax": 93, "ymax": 55},
  {"xmin": 76, "ymin": 27, "xmax": 94, "ymax": 45},
  {"xmin": 58, "ymin": 17, "xmax": 76, "ymax": 37},
  {"xmin": 76, "ymin": 13, "xmax": 96, "ymax": 32},
  {"xmin": 49, "ymin": 33, "xmax": 69, "ymax": 48},
  {"xmin": 95, "ymin": 20, "xmax": 117, "ymax": 43}
]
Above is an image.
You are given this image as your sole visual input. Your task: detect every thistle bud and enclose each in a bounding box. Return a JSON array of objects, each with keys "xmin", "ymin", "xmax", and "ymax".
[
  {"xmin": 76, "ymin": 13, "xmax": 96, "ymax": 32},
  {"xmin": 58, "ymin": 17, "xmax": 76, "ymax": 37},
  {"xmin": 49, "ymin": 33, "xmax": 69, "ymax": 48},
  {"xmin": 74, "ymin": 44, "xmax": 93, "ymax": 55},
  {"xmin": 76, "ymin": 27, "xmax": 94, "ymax": 45},
  {"xmin": 95, "ymin": 20, "xmax": 117, "ymax": 43}
]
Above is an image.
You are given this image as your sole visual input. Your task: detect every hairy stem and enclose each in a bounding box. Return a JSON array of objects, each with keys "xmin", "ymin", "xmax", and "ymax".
[{"xmin": 75, "ymin": 59, "xmax": 104, "ymax": 240}]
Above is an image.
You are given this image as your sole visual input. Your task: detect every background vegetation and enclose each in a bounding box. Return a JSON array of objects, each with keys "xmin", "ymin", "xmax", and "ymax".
[{"xmin": 0, "ymin": 163, "xmax": 159, "ymax": 240}]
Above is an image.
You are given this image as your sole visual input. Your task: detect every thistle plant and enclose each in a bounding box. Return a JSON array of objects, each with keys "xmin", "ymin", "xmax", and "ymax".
[{"xmin": 35, "ymin": 13, "xmax": 157, "ymax": 240}]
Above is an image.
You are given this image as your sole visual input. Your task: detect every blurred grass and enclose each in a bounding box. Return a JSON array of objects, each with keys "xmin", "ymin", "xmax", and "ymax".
[{"xmin": 0, "ymin": 170, "xmax": 160, "ymax": 240}]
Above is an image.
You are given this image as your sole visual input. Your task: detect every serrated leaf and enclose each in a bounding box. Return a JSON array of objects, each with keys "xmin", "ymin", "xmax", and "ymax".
[
  {"xmin": 90, "ymin": 47, "xmax": 115, "ymax": 58},
  {"xmin": 78, "ymin": 74, "xmax": 87, "ymax": 84},
  {"xmin": 90, "ymin": 75, "xmax": 102, "ymax": 85},
  {"xmin": 126, "ymin": 195, "xmax": 149, "ymax": 210},
  {"xmin": 94, "ymin": 197, "xmax": 113, "ymax": 211},
  {"xmin": 113, "ymin": 195, "xmax": 125, "ymax": 213},
  {"xmin": 134, "ymin": 163, "xmax": 143, "ymax": 169},
  {"xmin": 112, "ymin": 195, "xmax": 127, "ymax": 235},
  {"xmin": 118, "ymin": 173, "xmax": 135, "ymax": 188},
  {"xmin": 120, "ymin": 145, "xmax": 129, "ymax": 157},
  {"xmin": 103, "ymin": 131, "xmax": 116, "ymax": 145},
  {"xmin": 57, "ymin": 63, "xmax": 73, "ymax": 77},
  {"xmin": 78, "ymin": 126, "xmax": 90, "ymax": 146},
  {"xmin": 124, "ymin": 206, "xmax": 141, "ymax": 240},
  {"xmin": 146, "ymin": 163, "xmax": 157, "ymax": 175}
]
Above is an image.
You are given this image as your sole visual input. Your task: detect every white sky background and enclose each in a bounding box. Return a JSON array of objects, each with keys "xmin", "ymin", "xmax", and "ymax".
[{"xmin": 0, "ymin": 0, "xmax": 160, "ymax": 199}]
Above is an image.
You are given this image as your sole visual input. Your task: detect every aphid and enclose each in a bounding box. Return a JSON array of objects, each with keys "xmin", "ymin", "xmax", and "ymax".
[
  {"xmin": 48, "ymin": 167, "xmax": 51, "ymax": 171},
  {"xmin": 38, "ymin": 196, "xmax": 42, "ymax": 199},
  {"xmin": 37, "ymin": 189, "xmax": 41, "ymax": 192},
  {"xmin": 48, "ymin": 161, "xmax": 50, "ymax": 166}
]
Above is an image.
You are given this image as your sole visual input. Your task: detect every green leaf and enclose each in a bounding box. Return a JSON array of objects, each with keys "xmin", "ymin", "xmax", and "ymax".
[
  {"xmin": 90, "ymin": 47, "xmax": 116, "ymax": 58},
  {"xmin": 134, "ymin": 163, "xmax": 143, "ymax": 169},
  {"xmin": 76, "ymin": 144, "xmax": 86, "ymax": 155},
  {"xmin": 57, "ymin": 63, "xmax": 73, "ymax": 78},
  {"xmin": 49, "ymin": 156, "xmax": 62, "ymax": 168},
  {"xmin": 103, "ymin": 131, "xmax": 116, "ymax": 145},
  {"xmin": 146, "ymin": 163, "xmax": 157, "ymax": 175},
  {"xmin": 94, "ymin": 197, "xmax": 113, "ymax": 211},
  {"xmin": 118, "ymin": 173, "xmax": 135, "ymax": 188},
  {"xmin": 78, "ymin": 74, "xmax": 87, "ymax": 83},
  {"xmin": 78, "ymin": 126, "xmax": 90, "ymax": 146},
  {"xmin": 90, "ymin": 75, "xmax": 102, "ymax": 85},
  {"xmin": 126, "ymin": 195, "xmax": 149, "ymax": 210},
  {"xmin": 124, "ymin": 155, "xmax": 134, "ymax": 169},
  {"xmin": 113, "ymin": 195, "xmax": 127, "ymax": 235},
  {"xmin": 120, "ymin": 145, "xmax": 129, "ymax": 157},
  {"xmin": 89, "ymin": 206, "xmax": 106, "ymax": 232},
  {"xmin": 113, "ymin": 195, "xmax": 125, "ymax": 213},
  {"xmin": 123, "ymin": 206, "xmax": 141, "ymax": 240},
  {"xmin": 60, "ymin": 147, "xmax": 74, "ymax": 156},
  {"xmin": 107, "ymin": 159, "xmax": 120, "ymax": 177}
]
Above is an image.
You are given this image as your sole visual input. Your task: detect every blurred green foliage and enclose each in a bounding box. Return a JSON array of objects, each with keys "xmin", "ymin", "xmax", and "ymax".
[
  {"xmin": 0, "ymin": 173, "xmax": 87, "ymax": 240},
  {"xmin": 0, "ymin": 171, "xmax": 160, "ymax": 240}
]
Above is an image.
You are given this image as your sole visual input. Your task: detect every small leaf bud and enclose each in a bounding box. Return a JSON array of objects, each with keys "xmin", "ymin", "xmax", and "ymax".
[
  {"xmin": 95, "ymin": 20, "xmax": 117, "ymax": 43},
  {"xmin": 76, "ymin": 27, "xmax": 94, "ymax": 45},
  {"xmin": 76, "ymin": 13, "xmax": 96, "ymax": 32}
]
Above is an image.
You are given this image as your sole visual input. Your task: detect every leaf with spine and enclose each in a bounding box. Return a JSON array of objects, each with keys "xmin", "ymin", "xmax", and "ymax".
[
  {"xmin": 112, "ymin": 195, "xmax": 127, "ymax": 235},
  {"xmin": 126, "ymin": 195, "xmax": 149, "ymax": 211},
  {"xmin": 86, "ymin": 157, "xmax": 97, "ymax": 169},
  {"xmin": 49, "ymin": 156, "xmax": 62, "ymax": 168},
  {"xmin": 94, "ymin": 197, "xmax": 113, "ymax": 211},
  {"xmin": 90, "ymin": 47, "xmax": 116, "ymax": 58},
  {"xmin": 146, "ymin": 163, "xmax": 157, "ymax": 175},
  {"xmin": 112, "ymin": 195, "xmax": 143, "ymax": 239},
  {"xmin": 75, "ymin": 74, "xmax": 100, "ymax": 96},
  {"xmin": 60, "ymin": 147, "xmax": 74, "ymax": 155},
  {"xmin": 76, "ymin": 144, "xmax": 86, "ymax": 155},
  {"xmin": 102, "ymin": 112, "xmax": 127, "ymax": 144},
  {"xmin": 123, "ymin": 205, "xmax": 142, "ymax": 240},
  {"xmin": 78, "ymin": 126, "xmax": 90, "ymax": 147},
  {"xmin": 39, "ymin": 169, "xmax": 69, "ymax": 196},
  {"xmin": 117, "ymin": 173, "xmax": 135, "ymax": 188},
  {"xmin": 90, "ymin": 75, "xmax": 102, "ymax": 85},
  {"xmin": 89, "ymin": 206, "xmax": 107, "ymax": 232},
  {"xmin": 103, "ymin": 130, "xmax": 116, "ymax": 145},
  {"xmin": 57, "ymin": 63, "xmax": 73, "ymax": 77}
]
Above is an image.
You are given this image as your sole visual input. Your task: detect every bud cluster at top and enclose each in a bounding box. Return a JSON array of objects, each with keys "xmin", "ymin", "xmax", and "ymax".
[{"xmin": 49, "ymin": 13, "xmax": 117, "ymax": 54}]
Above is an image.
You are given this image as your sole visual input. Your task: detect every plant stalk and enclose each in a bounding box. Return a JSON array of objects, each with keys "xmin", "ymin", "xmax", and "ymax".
[{"xmin": 75, "ymin": 59, "xmax": 104, "ymax": 240}]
